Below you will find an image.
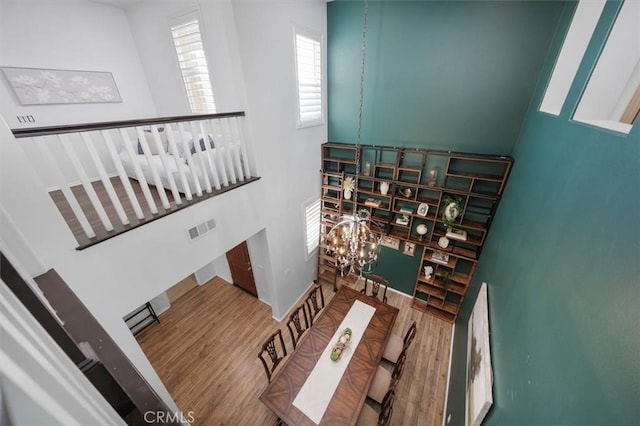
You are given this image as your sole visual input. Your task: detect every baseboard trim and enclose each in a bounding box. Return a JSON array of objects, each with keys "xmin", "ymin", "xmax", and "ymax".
[{"xmin": 271, "ymin": 280, "xmax": 316, "ymax": 323}]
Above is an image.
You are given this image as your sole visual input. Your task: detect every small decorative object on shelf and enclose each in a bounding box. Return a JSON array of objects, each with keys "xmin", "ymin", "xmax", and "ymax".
[
  {"xmin": 330, "ymin": 328, "xmax": 352, "ymax": 361},
  {"xmin": 446, "ymin": 228, "xmax": 467, "ymax": 241},
  {"xmin": 343, "ymin": 176, "xmax": 355, "ymax": 200},
  {"xmin": 424, "ymin": 265, "xmax": 434, "ymax": 279},
  {"xmin": 417, "ymin": 203, "xmax": 429, "ymax": 217},
  {"xmin": 428, "ymin": 169, "xmax": 438, "ymax": 186},
  {"xmin": 380, "ymin": 235, "xmax": 400, "ymax": 249},
  {"xmin": 364, "ymin": 161, "xmax": 371, "ymax": 176},
  {"xmin": 441, "ymin": 195, "xmax": 463, "ymax": 230},
  {"xmin": 402, "ymin": 188, "xmax": 413, "ymax": 198},
  {"xmin": 431, "ymin": 251, "xmax": 450, "ymax": 264},
  {"xmin": 365, "ymin": 197, "xmax": 381, "ymax": 207},
  {"xmin": 438, "ymin": 236, "xmax": 450, "ymax": 248},
  {"xmin": 416, "ymin": 224, "xmax": 428, "ymax": 241},
  {"xmin": 399, "ymin": 206, "xmax": 414, "ymax": 214},
  {"xmin": 396, "ymin": 215, "xmax": 410, "ymax": 226},
  {"xmin": 403, "ymin": 241, "xmax": 416, "ymax": 257},
  {"xmin": 380, "ymin": 181, "xmax": 389, "ymax": 195}
]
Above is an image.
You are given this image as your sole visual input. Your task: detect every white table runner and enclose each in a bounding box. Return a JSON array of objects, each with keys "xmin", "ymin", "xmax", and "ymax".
[{"xmin": 292, "ymin": 300, "xmax": 376, "ymax": 424}]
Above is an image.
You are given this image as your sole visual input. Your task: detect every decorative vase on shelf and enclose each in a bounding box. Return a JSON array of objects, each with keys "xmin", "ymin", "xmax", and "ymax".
[
  {"xmin": 380, "ymin": 181, "xmax": 389, "ymax": 195},
  {"xmin": 424, "ymin": 266, "xmax": 434, "ymax": 280},
  {"xmin": 438, "ymin": 236, "xmax": 450, "ymax": 249},
  {"xmin": 344, "ymin": 189, "xmax": 352, "ymax": 200}
]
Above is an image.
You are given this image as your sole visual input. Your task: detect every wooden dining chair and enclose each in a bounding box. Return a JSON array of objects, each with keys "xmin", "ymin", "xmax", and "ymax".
[
  {"xmin": 382, "ymin": 320, "xmax": 417, "ymax": 364},
  {"xmin": 287, "ymin": 303, "xmax": 310, "ymax": 349},
  {"xmin": 258, "ymin": 329, "xmax": 288, "ymax": 382},
  {"xmin": 305, "ymin": 284, "xmax": 325, "ymax": 325},
  {"xmin": 357, "ymin": 389, "xmax": 395, "ymax": 426},
  {"xmin": 367, "ymin": 346, "xmax": 407, "ymax": 405},
  {"xmin": 361, "ymin": 273, "xmax": 388, "ymax": 303}
]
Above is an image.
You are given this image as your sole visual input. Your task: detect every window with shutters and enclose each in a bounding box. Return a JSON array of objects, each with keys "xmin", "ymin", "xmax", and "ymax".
[
  {"xmin": 304, "ymin": 198, "xmax": 321, "ymax": 258},
  {"xmin": 294, "ymin": 28, "xmax": 323, "ymax": 128},
  {"xmin": 170, "ymin": 13, "xmax": 216, "ymax": 114}
]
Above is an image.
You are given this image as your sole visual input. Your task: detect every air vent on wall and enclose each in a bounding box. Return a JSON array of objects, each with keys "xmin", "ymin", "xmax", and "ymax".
[{"xmin": 187, "ymin": 218, "xmax": 216, "ymax": 241}]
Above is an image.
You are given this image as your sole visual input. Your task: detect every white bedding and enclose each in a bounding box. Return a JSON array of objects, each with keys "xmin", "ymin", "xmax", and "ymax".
[{"xmin": 117, "ymin": 128, "xmax": 245, "ymax": 195}]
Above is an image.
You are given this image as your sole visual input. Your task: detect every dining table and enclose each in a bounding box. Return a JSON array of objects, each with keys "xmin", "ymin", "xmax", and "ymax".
[{"xmin": 259, "ymin": 285, "xmax": 399, "ymax": 425}]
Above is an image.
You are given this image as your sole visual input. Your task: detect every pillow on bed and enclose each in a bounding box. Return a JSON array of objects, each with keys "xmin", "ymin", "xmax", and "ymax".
[
  {"xmin": 190, "ymin": 134, "xmax": 216, "ymax": 154},
  {"xmin": 137, "ymin": 128, "xmax": 168, "ymax": 155},
  {"xmin": 134, "ymin": 128, "xmax": 193, "ymax": 156}
]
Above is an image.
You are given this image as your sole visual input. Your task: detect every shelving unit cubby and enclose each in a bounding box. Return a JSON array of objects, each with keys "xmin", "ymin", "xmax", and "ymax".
[{"xmin": 318, "ymin": 142, "xmax": 513, "ymax": 322}]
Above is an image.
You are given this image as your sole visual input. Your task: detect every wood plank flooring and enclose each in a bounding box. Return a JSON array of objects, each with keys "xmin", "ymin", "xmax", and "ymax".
[
  {"xmin": 135, "ymin": 276, "xmax": 453, "ymax": 426},
  {"xmin": 49, "ymin": 175, "xmax": 259, "ymax": 249}
]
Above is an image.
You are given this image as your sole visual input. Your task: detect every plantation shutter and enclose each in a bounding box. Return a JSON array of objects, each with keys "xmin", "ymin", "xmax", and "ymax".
[
  {"xmin": 305, "ymin": 198, "xmax": 321, "ymax": 256},
  {"xmin": 171, "ymin": 18, "xmax": 216, "ymax": 114},
  {"xmin": 295, "ymin": 32, "xmax": 322, "ymax": 126}
]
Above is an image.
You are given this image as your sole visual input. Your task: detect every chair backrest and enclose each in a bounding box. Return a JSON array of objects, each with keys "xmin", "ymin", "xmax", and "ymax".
[
  {"xmin": 305, "ymin": 285, "xmax": 325, "ymax": 325},
  {"xmin": 258, "ymin": 329, "xmax": 287, "ymax": 382},
  {"xmin": 403, "ymin": 321, "xmax": 417, "ymax": 349},
  {"xmin": 390, "ymin": 346, "xmax": 408, "ymax": 389},
  {"xmin": 378, "ymin": 389, "xmax": 395, "ymax": 426},
  {"xmin": 287, "ymin": 304, "xmax": 310, "ymax": 349},
  {"xmin": 361, "ymin": 273, "xmax": 388, "ymax": 303}
]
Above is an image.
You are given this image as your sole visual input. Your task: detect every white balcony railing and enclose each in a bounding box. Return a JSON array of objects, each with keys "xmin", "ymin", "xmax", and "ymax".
[{"xmin": 11, "ymin": 112, "xmax": 258, "ymax": 249}]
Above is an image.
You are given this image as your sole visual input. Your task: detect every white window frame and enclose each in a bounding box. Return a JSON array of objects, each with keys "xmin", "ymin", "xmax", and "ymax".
[
  {"xmin": 303, "ymin": 197, "xmax": 321, "ymax": 260},
  {"xmin": 169, "ymin": 8, "xmax": 217, "ymax": 114},
  {"xmin": 539, "ymin": 0, "xmax": 607, "ymax": 116},
  {"xmin": 293, "ymin": 26, "xmax": 324, "ymax": 128}
]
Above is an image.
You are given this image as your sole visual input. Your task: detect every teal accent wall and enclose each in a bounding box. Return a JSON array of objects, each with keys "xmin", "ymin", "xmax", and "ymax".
[
  {"xmin": 327, "ymin": 1, "xmax": 566, "ymax": 154},
  {"xmin": 370, "ymin": 245, "xmax": 422, "ymax": 295},
  {"xmin": 446, "ymin": 1, "xmax": 640, "ymax": 425}
]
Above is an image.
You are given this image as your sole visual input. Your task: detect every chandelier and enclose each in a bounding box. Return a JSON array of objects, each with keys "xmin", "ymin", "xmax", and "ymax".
[{"xmin": 326, "ymin": 0, "xmax": 380, "ymax": 277}]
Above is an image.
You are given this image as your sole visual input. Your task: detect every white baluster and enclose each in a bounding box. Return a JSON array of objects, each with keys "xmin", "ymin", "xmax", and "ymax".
[
  {"xmin": 135, "ymin": 126, "xmax": 171, "ymax": 210},
  {"xmin": 219, "ymin": 118, "xmax": 238, "ymax": 184},
  {"xmin": 177, "ymin": 122, "xmax": 202, "ymax": 197},
  {"xmin": 189, "ymin": 121, "xmax": 212, "ymax": 193},
  {"xmin": 101, "ymin": 129, "xmax": 145, "ymax": 220},
  {"xmin": 226, "ymin": 117, "xmax": 245, "ymax": 181},
  {"xmin": 35, "ymin": 136, "xmax": 96, "ymax": 239},
  {"xmin": 149, "ymin": 125, "xmax": 182, "ymax": 205},
  {"xmin": 58, "ymin": 134, "xmax": 113, "ymax": 232},
  {"xmin": 119, "ymin": 128, "xmax": 158, "ymax": 215},
  {"xmin": 81, "ymin": 132, "xmax": 129, "ymax": 225},
  {"xmin": 164, "ymin": 123, "xmax": 192, "ymax": 201},
  {"xmin": 200, "ymin": 120, "xmax": 221, "ymax": 190},
  {"xmin": 235, "ymin": 117, "xmax": 252, "ymax": 178},
  {"xmin": 210, "ymin": 119, "xmax": 230, "ymax": 186}
]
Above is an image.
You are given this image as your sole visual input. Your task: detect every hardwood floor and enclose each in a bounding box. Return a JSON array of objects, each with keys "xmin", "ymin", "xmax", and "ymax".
[
  {"xmin": 135, "ymin": 276, "xmax": 452, "ymax": 426},
  {"xmin": 49, "ymin": 175, "xmax": 259, "ymax": 249}
]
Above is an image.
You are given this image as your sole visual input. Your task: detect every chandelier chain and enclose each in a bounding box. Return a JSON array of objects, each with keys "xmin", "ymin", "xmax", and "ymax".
[{"xmin": 354, "ymin": 0, "xmax": 368, "ymax": 212}]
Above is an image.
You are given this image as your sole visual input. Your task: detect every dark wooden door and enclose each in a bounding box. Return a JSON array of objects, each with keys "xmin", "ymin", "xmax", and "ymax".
[{"xmin": 226, "ymin": 241, "xmax": 257, "ymax": 297}]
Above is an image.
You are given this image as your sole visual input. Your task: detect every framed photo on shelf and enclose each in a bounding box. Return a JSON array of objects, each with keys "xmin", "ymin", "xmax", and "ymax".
[
  {"xmin": 380, "ymin": 235, "xmax": 400, "ymax": 250},
  {"xmin": 403, "ymin": 242, "xmax": 416, "ymax": 257},
  {"xmin": 431, "ymin": 251, "xmax": 450, "ymax": 265},
  {"xmin": 417, "ymin": 203, "xmax": 429, "ymax": 217},
  {"xmin": 447, "ymin": 228, "xmax": 468, "ymax": 241}
]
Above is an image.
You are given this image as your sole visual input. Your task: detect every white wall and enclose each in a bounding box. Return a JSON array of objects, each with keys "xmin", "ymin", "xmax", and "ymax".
[
  {"xmin": 0, "ymin": 0, "xmax": 156, "ymax": 128},
  {"xmin": 0, "ymin": 0, "xmax": 327, "ymax": 414},
  {"xmin": 232, "ymin": 0, "xmax": 327, "ymax": 319},
  {"xmin": 126, "ymin": 0, "xmax": 245, "ymax": 115},
  {"xmin": 0, "ymin": 0, "xmax": 157, "ymax": 186}
]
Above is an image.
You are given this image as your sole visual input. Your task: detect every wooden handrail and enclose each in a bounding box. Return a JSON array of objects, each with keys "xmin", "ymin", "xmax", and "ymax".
[{"xmin": 11, "ymin": 111, "xmax": 246, "ymax": 138}]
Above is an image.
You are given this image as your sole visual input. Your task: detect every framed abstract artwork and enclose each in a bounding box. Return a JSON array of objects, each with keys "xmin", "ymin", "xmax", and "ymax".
[
  {"xmin": 466, "ymin": 283, "xmax": 493, "ymax": 426},
  {"xmin": 2, "ymin": 67, "xmax": 122, "ymax": 105}
]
